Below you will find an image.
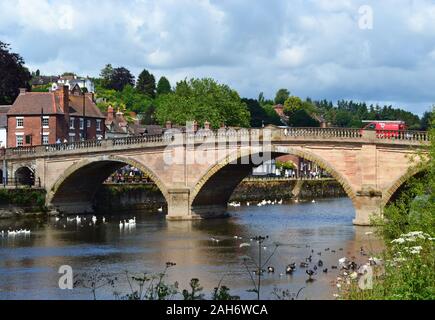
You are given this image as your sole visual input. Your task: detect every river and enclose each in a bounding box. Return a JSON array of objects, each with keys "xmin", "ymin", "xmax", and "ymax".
[{"xmin": 0, "ymin": 198, "xmax": 382, "ymax": 300}]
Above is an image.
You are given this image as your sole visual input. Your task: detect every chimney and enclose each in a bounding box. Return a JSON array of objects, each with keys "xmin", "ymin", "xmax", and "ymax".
[
  {"xmin": 107, "ymin": 105, "xmax": 114, "ymax": 122},
  {"xmin": 165, "ymin": 121, "xmax": 172, "ymax": 129},
  {"xmin": 204, "ymin": 121, "xmax": 211, "ymax": 130},
  {"xmin": 56, "ymin": 85, "xmax": 69, "ymax": 114},
  {"xmin": 19, "ymin": 88, "xmax": 27, "ymax": 95}
]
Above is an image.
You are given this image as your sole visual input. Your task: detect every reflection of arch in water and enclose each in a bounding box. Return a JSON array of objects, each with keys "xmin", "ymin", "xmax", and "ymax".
[
  {"xmin": 47, "ymin": 155, "xmax": 168, "ymax": 215},
  {"xmin": 15, "ymin": 166, "xmax": 35, "ymax": 186}
]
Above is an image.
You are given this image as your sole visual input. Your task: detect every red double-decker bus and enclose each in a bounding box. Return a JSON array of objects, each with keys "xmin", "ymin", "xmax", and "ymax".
[{"xmin": 361, "ymin": 120, "xmax": 407, "ymax": 138}]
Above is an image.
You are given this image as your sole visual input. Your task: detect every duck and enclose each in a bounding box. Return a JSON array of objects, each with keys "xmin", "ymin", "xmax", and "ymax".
[
  {"xmin": 278, "ymin": 199, "xmax": 283, "ymax": 205},
  {"xmin": 286, "ymin": 263, "xmax": 296, "ymax": 274},
  {"xmin": 306, "ymin": 269, "xmax": 316, "ymax": 280},
  {"xmin": 158, "ymin": 207, "xmax": 163, "ymax": 212},
  {"xmin": 311, "ymin": 199, "xmax": 316, "ymax": 203},
  {"xmin": 267, "ymin": 266, "xmax": 275, "ymax": 273},
  {"xmin": 323, "ymin": 268, "xmax": 328, "ymax": 273},
  {"xmin": 246, "ymin": 202, "xmax": 250, "ymax": 206},
  {"xmin": 299, "ymin": 262, "xmax": 309, "ymax": 268},
  {"xmin": 318, "ymin": 260, "xmax": 324, "ymax": 267}
]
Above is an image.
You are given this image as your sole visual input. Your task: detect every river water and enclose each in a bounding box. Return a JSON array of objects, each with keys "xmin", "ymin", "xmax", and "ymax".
[{"xmin": 0, "ymin": 198, "xmax": 382, "ymax": 300}]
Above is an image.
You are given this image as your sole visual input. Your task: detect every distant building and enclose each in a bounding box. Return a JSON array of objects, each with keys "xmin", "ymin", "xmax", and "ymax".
[
  {"xmin": 52, "ymin": 75, "xmax": 95, "ymax": 93},
  {"xmin": 7, "ymin": 86, "xmax": 105, "ymax": 147},
  {"xmin": 0, "ymin": 105, "xmax": 11, "ymax": 148},
  {"xmin": 104, "ymin": 106, "xmax": 162, "ymax": 139}
]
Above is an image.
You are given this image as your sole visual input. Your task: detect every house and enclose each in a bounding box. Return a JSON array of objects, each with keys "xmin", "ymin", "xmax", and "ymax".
[
  {"xmin": 7, "ymin": 86, "xmax": 105, "ymax": 147},
  {"xmin": 52, "ymin": 75, "xmax": 95, "ymax": 93},
  {"xmin": 104, "ymin": 106, "xmax": 161, "ymax": 139},
  {"xmin": 0, "ymin": 105, "xmax": 11, "ymax": 148}
]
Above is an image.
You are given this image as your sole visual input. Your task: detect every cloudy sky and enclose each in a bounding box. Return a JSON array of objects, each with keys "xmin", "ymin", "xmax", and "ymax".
[{"xmin": 1, "ymin": 0, "xmax": 434, "ymax": 115}]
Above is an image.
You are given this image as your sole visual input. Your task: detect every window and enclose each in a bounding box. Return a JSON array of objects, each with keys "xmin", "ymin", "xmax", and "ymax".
[
  {"xmin": 43, "ymin": 135, "xmax": 49, "ymax": 145},
  {"xmin": 25, "ymin": 135, "xmax": 32, "ymax": 145},
  {"xmin": 42, "ymin": 116, "xmax": 49, "ymax": 128},
  {"xmin": 70, "ymin": 117, "xmax": 75, "ymax": 129},
  {"xmin": 16, "ymin": 117, "xmax": 24, "ymax": 128},
  {"xmin": 87, "ymin": 119, "xmax": 91, "ymax": 128},
  {"xmin": 16, "ymin": 136, "xmax": 23, "ymax": 147},
  {"xmin": 80, "ymin": 118, "xmax": 84, "ymax": 130},
  {"xmin": 96, "ymin": 119, "xmax": 102, "ymax": 131}
]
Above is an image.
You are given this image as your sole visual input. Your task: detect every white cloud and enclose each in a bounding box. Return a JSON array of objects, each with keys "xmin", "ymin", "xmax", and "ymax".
[{"xmin": 0, "ymin": 0, "xmax": 434, "ymax": 115}]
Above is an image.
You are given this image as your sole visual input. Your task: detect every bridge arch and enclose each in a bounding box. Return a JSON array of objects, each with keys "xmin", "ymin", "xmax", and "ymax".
[
  {"xmin": 382, "ymin": 164, "xmax": 428, "ymax": 207},
  {"xmin": 15, "ymin": 166, "xmax": 35, "ymax": 186},
  {"xmin": 189, "ymin": 146, "xmax": 357, "ymax": 217},
  {"xmin": 47, "ymin": 155, "xmax": 169, "ymax": 214}
]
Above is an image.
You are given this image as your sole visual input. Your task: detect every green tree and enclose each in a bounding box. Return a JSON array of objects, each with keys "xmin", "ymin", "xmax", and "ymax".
[
  {"xmin": 0, "ymin": 41, "xmax": 31, "ymax": 104},
  {"xmin": 156, "ymin": 76, "xmax": 171, "ymax": 95},
  {"xmin": 137, "ymin": 69, "xmax": 156, "ymax": 98},
  {"xmin": 155, "ymin": 78, "xmax": 250, "ymax": 128},
  {"xmin": 274, "ymin": 88, "xmax": 290, "ymax": 105},
  {"xmin": 242, "ymin": 98, "xmax": 281, "ymax": 127},
  {"xmin": 109, "ymin": 67, "xmax": 135, "ymax": 91},
  {"xmin": 100, "ymin": 64, "xmax": 114, "ymax": 89},
  {"xmin": 421, "ymin": 110, "xmax": 432, "ymax": 131},
  {"xmin": 283, "ymin": 96, "xmax": 304, "ymax": 115}
]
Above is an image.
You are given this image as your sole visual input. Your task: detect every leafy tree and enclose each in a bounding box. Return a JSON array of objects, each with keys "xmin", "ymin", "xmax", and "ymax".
[
  {"xmin": 283, "ymin": 96, "xmax": 304, "ymax": 115},
  {"xmin": 421, "ymin": 110, "xmax": 432, "ymax": 131},
  {"xmin": 157, "ymin": 76, "xmax": 171, "ymax": 95},
  {"xmin": 242, "ymin": 98, "xmax": 281, "ymax": 127},
  {"xmin": 288, "ymin": 109, "xmax": 319, "ymax": 127},
  {"xmin": 137, "ymin": 69, "xmax": 156, "ymax": 98},
  {"xmin": 109, "ymin": 67, "xmax": 135, "ymax": 91},
  {"xmin": 0, "ymin": 41, "xmax": 31, "ymax": 104},
  {"xmin": 274, "ymin": 88, "xmax": 290, "ymax": 105},
  {"xmin": 155, "ymin": 78, "xmax": 250, "ymax": 128},
  {"xmin": 99, "ymin": 64, "xmax": 114, "ymax": 89}
]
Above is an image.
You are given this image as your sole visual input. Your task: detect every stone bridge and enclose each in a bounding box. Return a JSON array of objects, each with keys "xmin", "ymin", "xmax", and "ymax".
[{"xmin": 1, "ymin": 127, "xmax": 430, "ymax": 225}]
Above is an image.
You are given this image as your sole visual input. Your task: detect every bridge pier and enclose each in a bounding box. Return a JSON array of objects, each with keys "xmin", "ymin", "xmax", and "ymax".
[{"xmin": 352, "ymin": 190, "xmax": 383, "ymax": 226}]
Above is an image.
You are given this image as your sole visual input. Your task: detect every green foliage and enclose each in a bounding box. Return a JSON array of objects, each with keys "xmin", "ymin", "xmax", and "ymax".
[
  {"xmin": 96, "ymin": 84, "xmax": 154, "ymax": 116},
  {"xmin": 136, "ymin": 69, "xmax": 156, "ymax": 98},
  {"xmin": 0, "ymin": 41, "xmax": 32, "ymax": 104},
  {"xmin": 99, "ymin": 64, "xmax": 114, "ymax": 88},
  {"xmin": 0, "ymin": 188, "xmax": 46, "ymax": 211},
  {"xmin": 274, "ymin": 88, "xmax": 290, "ymax": 105},
  {"xmin": 182, "ymin": 278, "xmax": 205, "ymax": 300},
  {"xmin": 345, "ymin": 111, "xmax": 435, "ymax": 300},
  {"xmin": 276, "ymin": 160, "xmax": 295, "ymax": 170},
  {"xmin": 212, "ymin": 285, "xmax": 240, "ymax": 300},
  {"xmin": 157, "ymin": 76, "xmax": 171, "ymax": 96},
  {"xmin": 155, "ymin": 78, "xmax": 250, "ymax": 128},
  {"xmin": 242, "ymin": 98, "xmax": 281, "ymax": 127}
]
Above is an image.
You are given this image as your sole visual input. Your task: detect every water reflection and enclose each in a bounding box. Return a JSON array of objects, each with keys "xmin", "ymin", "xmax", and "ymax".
[{"xmin": 0, "ymin": 198, "xmax": 383, "ymax": 300}]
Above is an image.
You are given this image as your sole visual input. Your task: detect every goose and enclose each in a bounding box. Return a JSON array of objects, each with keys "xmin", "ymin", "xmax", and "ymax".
[
  {"xmin": 331, "ymin": 265, "xmax": 338, "ymax": 269},
  {"xmin": 313, "ymin": 265, "xmax": 318, "ymax": 271},
  {"xmin": 246, "ymin": 202, "xmax": 250, "ymax": 206},
  {"xmin": 305, "ymin": 255, "xmax": 312, "ymax": 263},
  {"xmin": 323, "ymin": 268, "xmax": 328, "ymax": 273},
  {"xmin": 55, "ymin": 217, "xmax": 60, "ymax": 222},
  {"xmin": 299, "ymin": 262, "xmax": 309, "ymax": 268},
  {"xmin": 325, "ymin": 248, "xmax": 330, "ymax": 251},
  {"xmin": 318, "ymin": 260, "xmax": 324, "ymax": 267},
  {"xmin": 92, "ymin": 216, "xmax": 97, "ymax": 223},
  {"xmin": 267, "ymin": 266, "xmax": 275, "ymax": 273},
  {"xmin": 119, "ymin": 221, "xmax": 123, "ymax": 229},
  {"xmin": 311, "ymin": 199, "xmax": 316, "ymax": 203},
  {"xmin": 331, "ymin": 250, "xmax": 336, "ymax": 253},
  {"xmin": 278, "ymin": 199, "xmax": 283, "ymax": 205}
]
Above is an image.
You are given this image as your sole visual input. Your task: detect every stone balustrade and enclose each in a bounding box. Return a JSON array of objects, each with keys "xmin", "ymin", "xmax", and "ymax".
[{"xmin": 3, "ymin": 127, "xmax": 430, "ymax": 159}]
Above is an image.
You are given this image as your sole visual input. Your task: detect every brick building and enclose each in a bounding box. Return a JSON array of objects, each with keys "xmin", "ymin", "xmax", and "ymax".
[{"xmin": 7, "ymin": 86, "xmax": 105, "ymax": 147}]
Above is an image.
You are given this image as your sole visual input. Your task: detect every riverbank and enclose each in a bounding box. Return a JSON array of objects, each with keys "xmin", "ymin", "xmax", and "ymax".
[
  {"xmin": 0, "ymin": 188, "xmax": 47, "ymax": 219},
  {"xmin": 94, "ymin": 178, "xmax": 346, "ymax": 213}
]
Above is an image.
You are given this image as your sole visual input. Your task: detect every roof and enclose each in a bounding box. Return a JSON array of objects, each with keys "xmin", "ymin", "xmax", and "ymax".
[
  {"xmin": 7, "ymin": 91, "xmax": 105, "ymax": 119},
  {"xmin": 7, "ymin": 93, "xmax": 63, "ymax": 115},
  {"xmin": 68, "ymin": 95, "xmax": 105, "ymax": 119}
]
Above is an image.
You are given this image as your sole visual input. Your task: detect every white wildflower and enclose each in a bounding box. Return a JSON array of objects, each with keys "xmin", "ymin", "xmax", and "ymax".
[{"xmin": 392, "ymin": 238, "xmax": 405, "ymax": 244}]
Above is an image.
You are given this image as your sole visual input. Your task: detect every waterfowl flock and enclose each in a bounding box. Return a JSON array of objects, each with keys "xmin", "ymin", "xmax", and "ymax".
[
  {"xmin": 1, "ymin": 229, "xmax": 31, "ymax": 237},
  {"xmin": 229, "ymin": 199, "xmax": 284, "ymax": 208}
]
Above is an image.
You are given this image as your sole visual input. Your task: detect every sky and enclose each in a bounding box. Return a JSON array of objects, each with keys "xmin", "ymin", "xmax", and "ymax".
[{"xmin": 1, "ymin": 0, "xmax": 434, "ymax": 115}]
